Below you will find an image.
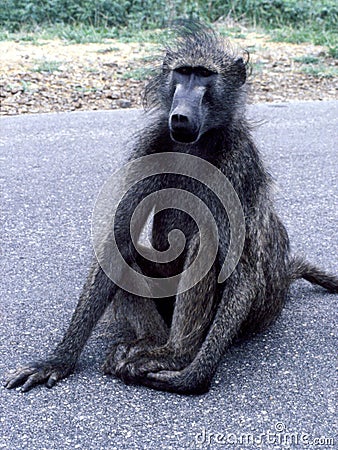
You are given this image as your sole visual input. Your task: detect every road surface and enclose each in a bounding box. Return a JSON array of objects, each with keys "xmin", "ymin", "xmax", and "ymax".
[{"xmin": 1, "ymin": 101, "xmax": 337, "ymax": 449}]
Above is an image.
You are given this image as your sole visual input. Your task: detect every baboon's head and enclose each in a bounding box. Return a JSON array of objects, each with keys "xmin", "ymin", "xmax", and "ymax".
[{"xmin": 145, "ymin": 22, "xmax": 248, "ymax": 144}]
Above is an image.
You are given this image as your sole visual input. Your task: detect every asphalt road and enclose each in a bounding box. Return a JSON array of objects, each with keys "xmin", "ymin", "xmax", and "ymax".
[{"xmin": 1, "ymin": 101, "xmax": 337, "ymax": 450}]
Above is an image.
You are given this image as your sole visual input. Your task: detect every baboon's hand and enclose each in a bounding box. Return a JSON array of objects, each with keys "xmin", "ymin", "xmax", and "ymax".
[
  {"xmin": 114, "ymin": 345, "xmax": 189, "ymax": 385},
  {"xmin": 4, "ymin": 358, "xmax": 75, "ymax": 392},
  {"xmin": 102, "ymin": 337, "xmax": 164, "ymax": 375}
]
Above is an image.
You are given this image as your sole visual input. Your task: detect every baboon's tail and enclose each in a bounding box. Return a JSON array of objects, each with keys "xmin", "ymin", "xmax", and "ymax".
[{"xmin": 289, "ymin": 256, "xmax": 338, "ymax": 293}]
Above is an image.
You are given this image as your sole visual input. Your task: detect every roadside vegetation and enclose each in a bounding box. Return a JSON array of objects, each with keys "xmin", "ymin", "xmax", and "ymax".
[
  {"xmin": 1, "ymin": 1, "xmax": 336, "ymax": 115},
  {"xmin": 0, "ymin": 0, "xmax": 337, "ymax": 51}
]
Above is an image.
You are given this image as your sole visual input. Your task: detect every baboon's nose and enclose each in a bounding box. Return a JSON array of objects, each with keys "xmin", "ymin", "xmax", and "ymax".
[
  {"xmin": 170, "ymin": 113, "xmax": 199, "ymax": 143},
  {"xmin": 171, "ymin": 114, "xmax": 189, "ymax": 126}
]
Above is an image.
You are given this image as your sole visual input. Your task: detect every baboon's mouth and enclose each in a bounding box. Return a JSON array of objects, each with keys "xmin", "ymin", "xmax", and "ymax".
[{"xmin": 170, "ymin": 130, "xmax": 200, "ymax": 144}]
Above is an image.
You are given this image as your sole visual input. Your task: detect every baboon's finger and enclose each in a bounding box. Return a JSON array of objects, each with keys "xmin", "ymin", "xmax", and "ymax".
[
  {"xmin": 21, "ymin": 372, "xmax": 48, "ymax": 392},
  {"xmin": 4, "ymin": 367, "xmax": 36, "ymax": 389},
  {"xmin": 46, "ymin": 372, "xmax": 60, "ymax": 388}
]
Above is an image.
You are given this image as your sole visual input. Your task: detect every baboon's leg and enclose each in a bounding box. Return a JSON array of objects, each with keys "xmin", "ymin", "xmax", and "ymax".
[
  {"xmin": 5, "ymin": 259, "xmax": 117, "ymax": 391},
  {"xmin": 114, "ymin": 234, "xmax": 218, "ymax": 385},
  {"xmin": 145, "ymin": 267, "xmax": 255, "ymax": 394},
  {"xmin": 102, "ymin": 288, "xmax": 169, "ymax": 375}
]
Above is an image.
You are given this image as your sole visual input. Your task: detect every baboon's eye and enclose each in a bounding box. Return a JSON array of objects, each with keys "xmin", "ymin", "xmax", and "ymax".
[
  {"xmin": 195, "ymin": 67, "xmax": 215, "ymax": 77},
  {"xmin": 175, "ymin": 66, "xmax": 193, "ymax": 76},
  {"xmin": 175, "ymin": 66, "xmax": 216, "ymax": 78}
]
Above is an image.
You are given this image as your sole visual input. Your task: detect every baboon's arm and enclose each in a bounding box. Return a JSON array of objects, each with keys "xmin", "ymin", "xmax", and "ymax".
[
  {"xmin": 54, "ymin": 259, "xmax": 117, "ymax": 360},
  {"xmin": 5, "ymin": 259, "xmax": 117, "ymax": 392}
]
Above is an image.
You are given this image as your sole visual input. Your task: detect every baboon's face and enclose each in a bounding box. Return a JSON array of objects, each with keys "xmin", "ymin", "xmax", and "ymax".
[{"xmin": 168, "ymin": 66, "xmax": 216, "ymax": 144}]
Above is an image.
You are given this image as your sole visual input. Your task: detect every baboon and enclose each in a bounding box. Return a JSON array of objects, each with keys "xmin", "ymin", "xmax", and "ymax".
[{"xmin": 5, "ymin": 22, "xmax": 338, "ymax": 395}]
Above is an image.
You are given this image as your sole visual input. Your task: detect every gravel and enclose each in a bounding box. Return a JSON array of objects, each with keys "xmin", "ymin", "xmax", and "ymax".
[{"xmin": 1, "ymin": 34, "xmax": 337, "ymax": 116}]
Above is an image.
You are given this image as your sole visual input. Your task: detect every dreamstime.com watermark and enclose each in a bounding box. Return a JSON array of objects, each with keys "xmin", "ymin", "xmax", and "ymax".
[
  {"xmin": 194, "ymin": 423, "xmax": 335, "ymax": 447},
  {"xmin": 91, "ymin": 152, "xmax": 245, "ymax": 298}
]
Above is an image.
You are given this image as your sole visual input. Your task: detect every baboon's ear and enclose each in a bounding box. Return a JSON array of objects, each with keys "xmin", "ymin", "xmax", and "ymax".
[{"xmin": 235, "ymin": 57, "xmax": 246, "ymax": 86}]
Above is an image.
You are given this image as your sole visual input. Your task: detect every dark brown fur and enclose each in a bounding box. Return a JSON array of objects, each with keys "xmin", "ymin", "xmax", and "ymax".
[{"xmin": 5, "ymin": 22, "xmax": 337, "ymax": 395}]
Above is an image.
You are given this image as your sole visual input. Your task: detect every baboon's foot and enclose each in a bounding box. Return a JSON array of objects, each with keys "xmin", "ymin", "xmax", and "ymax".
[
  {"xmin": 102, "ymin": 337, "xmax": 164, "ymax": 375},
  {"xmin": 4, "ymin": 357, "xmax": 75, "ymax": 392},
  {"xmin": 113, "ymin": 345, "xmax": 190, "ymax": 385}
]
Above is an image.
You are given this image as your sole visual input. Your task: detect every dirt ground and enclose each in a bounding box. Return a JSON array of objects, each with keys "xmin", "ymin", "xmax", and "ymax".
[{"xmin": 0, "ymin": 32, "xmax": 337, "ymax": 115}]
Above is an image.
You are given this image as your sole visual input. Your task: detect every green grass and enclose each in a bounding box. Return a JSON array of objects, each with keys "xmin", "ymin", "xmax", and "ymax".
[
  {"xmin": 0, "ymin": 1, "xmax": 336, "ymax": 50},
  {"xmin": 327, "ymin": 46, "xmax": 338, "ymax": 58},
  {"xmin": 5, "ymin": 80, "xmax": 30, "ymax": 92},
  {"xmin": 0, "ymin": 23, "xmax": 119, "ymax": 43},
  {"xmin": 251, "ymin": 61, "xmax": 266, "ymax": 74},
  {"xmin": 1, "ymin": 22, "xmax": 336, "ymax": 52},
  {"xmin": 270, "ymin": 27, "xmax": 337, "ymax": 48},
  {"xmin": 122, "ymin": 67, "xmax": 154, "ymax": 81},
  {"xmin": 32, "ymin": 59, "xmax": 64, "ymax": 73},
  {"xmin": 293, "ymin": 53, "xmax": 337, "ymax": 78},
  {"xmin": 294, "ymin": 55, "xmax": 321, "ymax": 64},
  {"xmin": 300, "ymin": 64, "xmax": 337, "ymax": 78},
  {"xmin": 56, "ymin": 24, "xmax": 118, "ymax": 43},
  {"xmin": 0, "ymin": 23, "xmax": 171, "ymax": 45},
  {"xmin": 74, "ymin": 86, "xmax": 100, "ymax": 93}
]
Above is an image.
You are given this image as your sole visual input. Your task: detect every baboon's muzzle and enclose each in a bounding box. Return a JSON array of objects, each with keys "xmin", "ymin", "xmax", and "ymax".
[{"xmin": 169, "ymin": 84, "xmax": 205, "ymax": 144}]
